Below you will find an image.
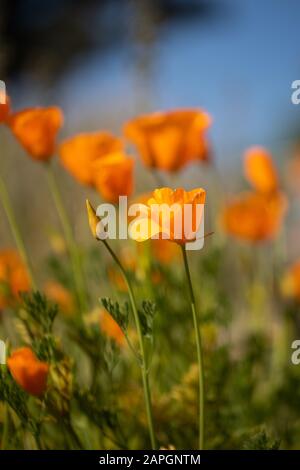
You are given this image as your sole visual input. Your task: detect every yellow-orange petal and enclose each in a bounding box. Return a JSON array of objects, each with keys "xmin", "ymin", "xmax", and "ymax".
[
  {"xmin": 7, "ymin": 347, "xmax": 49, "ymax": 396},
  {"xmin": 86, "ymin": 199, "xmax": 101, "ymax": 239},
  {"xmin": 130, "ymin": 187, "xmax": 206, "ymax": 244},
  {"xmin": 9, "ymin": 107, "xmax": 63, "ymax": 161},
  {"xmin": 244, "ymin": 146, "xmax": 278, "ymax": 194},
  {"xmin": 59, "ymin": 131, "xmax": 123, "ymax": 185}
]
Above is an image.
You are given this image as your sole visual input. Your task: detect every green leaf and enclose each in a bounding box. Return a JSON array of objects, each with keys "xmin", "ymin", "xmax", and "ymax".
[
  {"xmin": 242, "ymin": 430, "xmax": 280, "ymax": 450},
  {"xmin": 138, "ymin": 300, "xmax": 156, "ymax": 338},
  {"xmin": 21, "ymin": 291, "xmax": 58, "ymax": 334},
  {"xmin": 101, "ymin": 297, "xmax": 129, "ymax": 333},
  {"xmin": 0, "ymin": 366, "xmax": 38, "ymax": 436},
  {"xmin": 74, "ymin": 388, "xmax": 117, "ymax": 432}
]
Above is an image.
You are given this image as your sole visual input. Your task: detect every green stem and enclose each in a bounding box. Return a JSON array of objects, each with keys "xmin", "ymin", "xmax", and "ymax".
[
  {"xmin": 102, "ymin": 240, "xmax": 156, "ymax": 449},
  {"xmin": 45, "ymin": 164, "xmax": 87, "ymax": 313},
  {"xmin": 0, "ymin": 174, "xmax": 36, "ymax": 289},
  {"xmin": 181, "ymin": 245, "xmax": 205, "ymax": 450}
]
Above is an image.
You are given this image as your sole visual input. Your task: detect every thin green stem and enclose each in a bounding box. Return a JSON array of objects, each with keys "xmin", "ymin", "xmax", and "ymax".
[
  {"xmin": 45, "ymin": 164, "xmax": 87, "ymax": 313},
  {"xmin": 0, "ymin": 174, "xmax": 36, "ymax": 289},
  {"xmin": 102, "ymin": 240, "xmax": 156, "ymax": 449},
  {"xmin": 181, "ymin": 245, "xmax": 205, "ymax": 450}
]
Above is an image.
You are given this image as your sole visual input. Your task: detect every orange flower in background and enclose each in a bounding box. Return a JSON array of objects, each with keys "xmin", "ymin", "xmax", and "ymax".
[
  {"xmin": 222, "ymin": 191, "xmax": 287, "ymax": 242},
  {"xmin": 0, "ymin": 94, "xmax": 10, "ymax": 123},
  {"xmin": 244, "ymin": 146, "xmax": 278, "ymax": 194},
  {"xmin": 92, "ymin": 152, "xmax": 134, "ymax": 203},
  {"xmin": 124, "ymin": 108, "xmax": 211, "ymax": 172},
  {"xmin": 99, "ymin": 308, "xmax": 125, "ymax": 346},
  {"xmin": 0, "ymin": 249, "xmax": 30, "ymax": 309},
  {"xmin": 281, "ymin": 260, "xmax": 300, "ymax": 302},
  {"xmin": 9, "ymin": 107, "xmax": 63, "ymax": 161},
  {"xmin": 222, "ymin": 146, "xmax": 287, "ymax": 243},
  {"xmin": 130, "ymin": 187, "xmax": 206, "ymax": 244},
  {"xmin": 7, "ymin": 347, "xmax": 49, "ymax": 396},
  {"xmin": 44, "ymin": 281, "xmax": 75, "ymax": 316},
  {"xmin": 151, "ymin": 239, "xmax": 180, "ymax": 264},
  {"xmin": 59, "ymin": 131, "xmax": 123, "ymax": 185}
]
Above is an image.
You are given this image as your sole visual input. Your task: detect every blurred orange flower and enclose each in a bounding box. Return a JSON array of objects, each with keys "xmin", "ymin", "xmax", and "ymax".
[
  {"xmin": 281, "ymin": 260, "xmax": 300, "ymax": 302},
  {"xmin": 59, "ymin": 131, "xmax": 123, "ymax": 185},
  {"xmin": 0, "ymin": 94, "xmax": 10, "ymax": 123},
  {"xmin": 99, "ymin": 308, "xmax": 125, "ymax": 346},
  {"xmin": 9, "ymin": 107, "xmax": 63, "ymax": 161},
  {"xmin": 7, "ymin": 347, "xmax": 49, "ymax": 396},
  {"xmin": 92, "ymin": 152, "xmax": 134, "ymax": 203},
  {"xmin": 59, "ymin": 132, "xmax": 134, "ymax": 202},
  {"xmin": 244, "ymin": 146, "xmax": 278, "ymax": 194},
  {"xmin": 130, "ymin": 187, "xmax": 206, "ymax": 244},
  {"xmin": 222, "ymin": 191, "xmax": 287, "ymax": 242},
  {"xmin": 151, "ymin": 239, "xmax": 180, "ymax": 264},
  {"xmin": 44, "ymin": 281, "xmax": 75, "ymax": 316},
  {"xmin": 0, "ymin": 249, "xmax": 30, "ymax": 309},
  {"xmin": 124, "ymin": 109, "xmax": 211, "ymax": 172}
]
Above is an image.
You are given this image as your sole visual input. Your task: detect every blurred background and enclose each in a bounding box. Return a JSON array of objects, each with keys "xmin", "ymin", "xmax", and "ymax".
[{"xmin": 1, "ymin": 0, "xmax": 300, "ymax": 261}]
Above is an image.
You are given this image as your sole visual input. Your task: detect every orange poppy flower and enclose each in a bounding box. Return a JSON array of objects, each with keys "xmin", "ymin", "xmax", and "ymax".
[
  {"xmin": 9, "ymin": 107, "xmax": 63, "ymax": 161},
  {"xmin": 44, "ymin": 281, "xmax": 75, "ymax": 316},
  {"xmin": 7, "ymin": 347, "xmax": 49, "ymax": 396},
  {"xmin": 92, "ymin": 152, "xmax": 134, "ymax": 203},
  {"xmin": 0, "ymin": 249, "xmax": 30, "ymax": 309},
  {"xmin": 222, "ymin": 191, "xmax": 287, "ymax": 242},
  {"xmin": 244, "ymin": 146, "xmax": 278, "ymax": 194},
  {"xmin": 59, "ymin": 131, "xmax": 123, "ymax": 185},
  {"xmin": 281, "ymin": 260, "xmax": 300, "ymax": 302},
  {"xmin": 99, "ymin": 308, "xmax": 125, "ymax": 346},
  {"xmin": 0, "ymin": 94, "xmax": 10, "ymax": 123},
  {"xmin": 124, "ymin": 109, "xmax": 211, "ymax": 172},
  {"xmin": 130, "ymin": 187, "xmax": 206, "ymax": 244}
]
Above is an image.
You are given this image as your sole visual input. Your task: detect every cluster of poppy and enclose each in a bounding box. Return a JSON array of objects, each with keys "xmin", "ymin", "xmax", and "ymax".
[
  {"xmin": 0, "ymin": 95, "xmax": 211, "ymax": 203},
  {"xmin": 1, "ymin": 90, "xmax": 300, "ymax": 401}
]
